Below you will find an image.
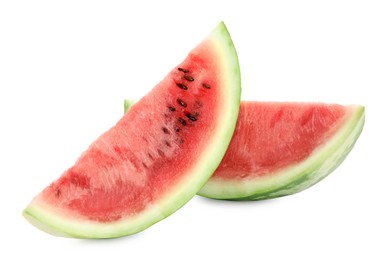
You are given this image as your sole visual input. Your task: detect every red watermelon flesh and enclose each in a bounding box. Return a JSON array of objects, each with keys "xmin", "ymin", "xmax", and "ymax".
[
  {"xmin": 215, "ymin": 102, "xmax": 346, "ymax": 178},
  {"xmin": 23, "ymin": 22, "xmax": 241, "ymax": 238},
  {"xmin": 198, "ymin": 101, "xmax": 365, "ymax": 200}
]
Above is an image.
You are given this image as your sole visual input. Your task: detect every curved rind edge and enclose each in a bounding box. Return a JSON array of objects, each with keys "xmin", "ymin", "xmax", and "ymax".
[
  {"xmin": 23, "ymin": 21, "xmax": 241, "ymax": 238},
  {"xmin": 198, "ymin": 105, "xmax": 365, "ymax": 200}
]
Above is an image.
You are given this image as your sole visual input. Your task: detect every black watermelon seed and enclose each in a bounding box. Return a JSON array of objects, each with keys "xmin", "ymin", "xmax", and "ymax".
[
  {"xmin": 202, "ymin": 83, "xmax": 211, "ymax": 89},
  {"xmin": 177, "ymin": 98, "xmax": 187, "ymax": 107},
  {"xmin": 168, "ymin": 106, "xmax": 176, "ymax": 112},
  {"xmin": 178, "ymin": 118, "xmax": 187, "ymax": 126},
  {"xmin": 184, "ymin": 75, "xmax": 194, "ymax": 82},
  {"xmin": 186, "ymin": 113, "xmax": 197, "ymax": 121},
  {"xmin": 176, "ymin": 128, "xmax": 180, "ymax": 132},
  {"xmin": 162, "ymin": 127, "xmax": 170, "ymax": 134},
  {"xmin": 178, "ymin": 67, "xmax": 189, "ymax": 73},
  {"xmin": 176, "ymin": 83, "xmax": 188, "ymax": 90}
]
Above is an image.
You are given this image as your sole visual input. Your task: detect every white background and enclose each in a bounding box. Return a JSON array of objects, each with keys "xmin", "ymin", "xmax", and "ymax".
[{"xmin": 1, "ymin": 0, "xmax": 387, "ymax": 259}]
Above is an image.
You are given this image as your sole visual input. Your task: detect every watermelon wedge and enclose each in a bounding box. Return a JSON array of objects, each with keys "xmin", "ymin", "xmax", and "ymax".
[
  {"xmin": 124, "ymin": 100, "xmax": 364, "ymax": 200},
  {"xmin": 23, "ymin": 22, "xmax": 241, "ymax": 238},
  {"xmin": 200, "ymin": 102, "xmax": 364, "ymax": 200}
]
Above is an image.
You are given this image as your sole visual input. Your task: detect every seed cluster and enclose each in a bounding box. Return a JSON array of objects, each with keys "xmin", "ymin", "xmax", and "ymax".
[
  {"xmin": 171, "ymin": 67, "xmax": 212, "ymax": 127},
  {"xmin": 158, "ymin": 67, "xmax": 212, "ymax": 157}
]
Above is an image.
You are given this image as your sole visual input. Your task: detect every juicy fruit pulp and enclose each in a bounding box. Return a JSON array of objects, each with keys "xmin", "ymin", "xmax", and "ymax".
[
  {"xmin": 23, "ymin": 22, "xmax": 241, "ymax": 238},
  {"xmin": 199, "ymin": 102, "xmax": 365, "ymax": 200},
  {"xmin": 124, "ymin": 101, "xmax": 364, "ymax": 200}
]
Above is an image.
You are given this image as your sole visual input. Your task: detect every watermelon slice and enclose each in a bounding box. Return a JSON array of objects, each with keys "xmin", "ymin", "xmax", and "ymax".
[
  {"xmin": 124, "ymin": 100, "xmax": 364, "ymax": 200},
  {"xmin": 201, "ymin": 102, "xmax": 365, "ymax": 200},
  {"xmin": 23, "ymin": 22, "xmax": 241, "ymax": 238}
]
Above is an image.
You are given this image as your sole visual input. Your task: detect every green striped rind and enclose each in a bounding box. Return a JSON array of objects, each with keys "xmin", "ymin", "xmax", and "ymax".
[
  {"xmin": 23, "ymin": 21, "xmax": 241, "ymax": 238},
  {"xmin": 198, "ymin": 106, "xmax": 365, "ymax": 200}
]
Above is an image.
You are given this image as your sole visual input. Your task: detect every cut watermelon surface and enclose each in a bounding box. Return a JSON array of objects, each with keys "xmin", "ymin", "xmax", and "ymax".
[
  {"xmin": 124, "ymin": 101, "xmax": 364, "ymax": 200},
  {"xmin": 23, "ymin": 22, "xmax": 241, "ymax": 238},
  {"xmin": 200, "ymin": 102, "xmax": 365, "ymax": 200}
]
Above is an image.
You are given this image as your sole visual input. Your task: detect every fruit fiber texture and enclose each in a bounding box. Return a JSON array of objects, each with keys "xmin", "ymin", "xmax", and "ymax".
[{"xmin": 23, "ymin": 22, "xmax": 241, "ymax": 238}]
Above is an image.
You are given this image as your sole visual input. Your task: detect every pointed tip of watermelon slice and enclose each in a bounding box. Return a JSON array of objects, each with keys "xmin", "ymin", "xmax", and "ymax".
[
  {"xmin": 22, "ymin": 197, "xmax": 166, "ymax": 238},
  {"xmin": 23, "ymin": 207, "xmax": 71, "ymax": 238}
]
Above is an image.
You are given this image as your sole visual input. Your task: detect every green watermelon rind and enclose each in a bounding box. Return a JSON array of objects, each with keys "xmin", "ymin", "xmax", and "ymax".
[
  {"xmin": 23, "ymin": 21, "xmax": 241, "ymax": 238},
  {"xmin": 198, "ymin": 105, "xmax": 365, "ymax": 200},
  {"xmin": 124, "ymin": 99, "xmax": 136, "ymax": 115}
]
